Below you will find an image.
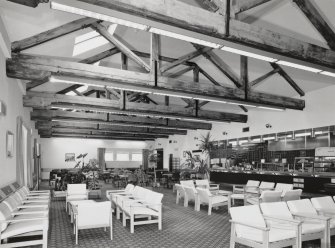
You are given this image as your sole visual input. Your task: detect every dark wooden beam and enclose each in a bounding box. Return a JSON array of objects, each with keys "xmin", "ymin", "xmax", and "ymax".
[
  {"xmin": 160, "ymin": 47, "xmax": 212, "ymax": 73},
  {"xmin": 39, "ymin": 128, "xmax": 168, "ymax": 139},
  {"xmin": 7, "ymin": 54, "xmax": 304, "ymax": 110},
  {"xmin": 293, "ymin": 0, "xmax": 335, "ymax": 50},
  {"xmin": 193, "ymin": 44, "xmax": 242, "ymax": 88},
  {"xmin": 91, "ymin": 23, "xmax": 151, "ymax": 71},
  {"xmin": 233, "ymin": 0, "xmax": 272, "ymax": 15},
  {"xmin": 12, "ymin": 17, "xmax": 99, "ymax": 52},
  {"xmin": 79, "ymin": 0, "xmax": 335, "ymax": 71},
  {"xmin": 40, "ymin": 132, "xmax": 156, "ymax": 141},
  {"xmin": 23, "ymin": 91, "xmax": 247, "ymax": 123},
  {"xmin": 164, "ymin": 66, "xmax": 195, "ymax": 78},
  {"xmin": 36, "ymin": 120, "xmax": 187, "ymax": 135},
  {"xmin": 7, "ymin": 0, "xmax": 44, "ymax": 8},
  {"xmin": 250, "ymin": 68, "xmax": 280, "ymax": 88},
  {"xmin": 30, "ymin": 109, "xmax": 212, "ymax": 130},
  {"xmin": 270, "ymin": 63, "xmax": 305, "ymax": 96}
]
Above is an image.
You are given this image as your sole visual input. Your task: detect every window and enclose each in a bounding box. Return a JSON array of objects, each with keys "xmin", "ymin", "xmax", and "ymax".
[
  {"xmin": 131, "ymin": 152, "xmax": 142, "ymax": 162},
  {"xmin": 105, "ymin": 152, "xmax": 114, "ymax": 161},
  {"xmin": 116, "ymin": 152, "xmax": 130, "ymax": 161}
]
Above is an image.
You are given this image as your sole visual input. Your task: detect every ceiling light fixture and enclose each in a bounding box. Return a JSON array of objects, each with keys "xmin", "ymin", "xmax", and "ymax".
[
  {"xmin": 263, "ymin": 136, "xmax": 275, "ymax": 141},
  {"xmin": 221, "ymin": 46, "xmax": 278, "ymax": 63},
  {"xmin": 276, "ymin": 60, "xmax": 322, "ymax": 73},
  {"xmin": 295, "ymin": 132, "xmax": 311, "ymax": 137}
]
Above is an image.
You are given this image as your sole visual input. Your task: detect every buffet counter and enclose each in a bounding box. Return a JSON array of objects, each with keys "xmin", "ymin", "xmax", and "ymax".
[{"xmin": 210, "ymin": 169, "xmax": 335, "ymax": 193}]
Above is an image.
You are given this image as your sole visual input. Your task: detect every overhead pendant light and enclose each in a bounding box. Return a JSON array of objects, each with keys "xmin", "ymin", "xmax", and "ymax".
[
  {"xmin": 221, "ymin": 46, "xmax": 278, "ymax": 63},
  {"xmin": 276, "ymin": 60, "xmax": 322, "ymax": 73}
]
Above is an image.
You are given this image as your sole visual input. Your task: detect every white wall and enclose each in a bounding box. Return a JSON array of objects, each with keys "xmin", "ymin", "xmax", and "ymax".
[
  {"xmin": 40, "ymin": 138, "xmax": 153, "ymax": 179},
  {"xmin": 154, "ymin": 84, "xmax": 335, "ymax": 168},
  {"xmin": 0, "ymin": 44, "xmax": 39, "ymax": 187}
]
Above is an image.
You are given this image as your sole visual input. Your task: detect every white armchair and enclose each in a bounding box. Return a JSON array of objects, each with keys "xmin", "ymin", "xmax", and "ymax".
[
  {"xmin": 229, "ymin": 205, "xmax": 301, "ymax": 248},
  {"xmin": 66, "ymin": 184, "xmax": 88, "ymax": 212},
  {"xmin": 0, "ymin": 202, "xmax": 48, "ymax": 247},
  {"xmin": 261, "ymin": 201, "xmax": 327, "ymax": 248},
  {"xmin": 106, "ymin": 184, "xmax": 135, "ymax": 209},
  {"xmin": 195, "ymin": 179, "xmax": 219, "ymax": 191},
  {"xmin": 287, "ymin": 199, "xmax": 331, "ymax": 248},
  {"xmin": 174, "ymin": 184, "xmax": 186, "ymax": 206},
  {"xmin": 73, "ymin": 201, "xmax": 112, "ymax": 245},
  {"xmin": 121, "ymin": 190, "xmax": 163, "ymax": 233},
  {"xmin": 232, "ymin": 180, "xmax": 260, "ymax": 194},
  {"xmin": 195, "ymin": 188, "xmax": 230, "ymax": 215},
  {"xmin": 183, "ymin": 186, "xmax": 198, "ymax": 210}
]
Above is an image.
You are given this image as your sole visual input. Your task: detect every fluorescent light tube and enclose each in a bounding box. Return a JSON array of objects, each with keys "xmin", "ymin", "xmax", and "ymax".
[
  {"xmin": 149, "ymin": 27, "xmax": 222, "ymax": 48},
  {"xmin": 51, "ymin": 1, "xmax": 149, "ymax": 31},
  {"xmin": 315, "ymin": 131, "xmax": 323, "ymax": 135},
  {"xmin": 263, "ymin": 137, "xmax": 275, "ymax": 140},
  {"xmin": 221, "ymin": 46, "xmax": 277, "ymax": 63},
  {"xmin": 257, "ymin": 106, "xmax": 285, "ymax": 111},
  {"xmin": 225, "ymin": 102, "xmax": 257, "ymax": 108},
  {"xmin": 153, "ymin": 92, "xmax": 193, "ymax": 99},
  {"xmin": 193, "ymin": 97, "xmax": 226, "ymax": 103},
  {"xmin": 239, "ymin": 140, "xmax": 248, "ymax": 144},
  {"xmin": 276, "ymin": 60, "xmax": 322, "ymax": 73},
  {"xmin": 295, "ymin": 132, "xmax": 311, "ymax": 137},
  {"xmin": 320, "ymin": 71, "xmax": 335, "ymax": 77}
]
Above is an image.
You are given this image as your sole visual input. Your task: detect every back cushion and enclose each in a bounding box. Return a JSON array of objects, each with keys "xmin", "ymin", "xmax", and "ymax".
[
  {"xmin": 67, "ymin": 184, "xmax": 87, "ymax": 194},
  {"xmin": 1, "ymin": 186, "xmax": 13, "ymax": 197},
  {"xmin": 12, "ymin": 182, "xmax": 21, "ymax": 190},
  {"xmin": 0, "ymin": 203, "xmax": 12, "ymax": 231},
  {"xmin": 311, "ymin": 196, "xmax": 335, "ymax": 211},
  {"xmin": 78, "ymin": 202, "xmax": 111, "ymax": 227},
  {"xmin": 180, "ymin": 180, "xmax": 194, "ymax": 188},
  {"xmin": 246, "ymin": 180, "xmax": 260, "ymax": 187},
  {"xmin": 259, "ymin": 182, "xmax": 275, "ymax": 189},
  {"xmin": 230, "ymin": 205, "xmax": 266, "ymax": 241},
  {"xmin": 260, "ymin": 202, "xmax": 293, "ymax": 220},
  {"xmin": 145, "ymin": 191, "xmax": 163, "ymax": 211},
  {"xmin": 275, "ymin": 183, "xmax": 293, "ymax": 192},
  {"xmin": 287, "ymin": 199, "xmax": 318, "ymax": 215}
]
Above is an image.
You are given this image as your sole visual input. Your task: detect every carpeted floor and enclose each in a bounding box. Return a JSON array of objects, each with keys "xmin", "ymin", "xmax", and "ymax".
[{"xmin": 23, "ymin": 182, "xmax": 331, "ymax": 248}]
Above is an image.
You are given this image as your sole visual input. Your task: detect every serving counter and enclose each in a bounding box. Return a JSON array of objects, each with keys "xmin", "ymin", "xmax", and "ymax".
[{"xmin": 210, "ymin": 169, "xmax": 335, "ymax": 193}]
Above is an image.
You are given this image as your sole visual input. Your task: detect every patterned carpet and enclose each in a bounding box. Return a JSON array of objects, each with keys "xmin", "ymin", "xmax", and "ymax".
[{"xmin": 19, "ymin": 182, "xmax": 332, "ymax": 248}]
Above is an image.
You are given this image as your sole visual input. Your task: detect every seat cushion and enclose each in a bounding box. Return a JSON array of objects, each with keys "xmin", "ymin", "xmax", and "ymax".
[
  {"xmin": 212, "ymin": 195, "xmax": 228, "ymax": 205},
  {"xmin": 246, "ymin": 197, "xmax": 259, "ymax": 205},
  {"xmin": 123, "ymin": 202, "xmax": 159, "ymax": 216},
  {"xmin": 301, "ymin": 222, "xmax": 325, "ymax": 234},
  {"xmin": 1, "ymin": 220, "xmax": 45, "ymax": 239}
]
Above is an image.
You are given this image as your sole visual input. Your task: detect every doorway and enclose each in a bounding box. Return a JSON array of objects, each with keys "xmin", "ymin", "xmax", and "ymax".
[{"xmin": 156, "ymin": 149, "xmax": 164, "ymax": 170}]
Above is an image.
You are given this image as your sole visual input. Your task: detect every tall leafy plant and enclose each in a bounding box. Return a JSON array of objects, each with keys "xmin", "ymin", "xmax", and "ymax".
[{"xmin": 198, "ymin": 132, "xmax": 214, "ymax": 179}]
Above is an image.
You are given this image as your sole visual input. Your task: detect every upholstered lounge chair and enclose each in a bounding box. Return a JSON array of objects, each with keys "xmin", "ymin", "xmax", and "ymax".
[{"xmin": 229, "ymin": 205, "xmax": 301, "ymax": 248}]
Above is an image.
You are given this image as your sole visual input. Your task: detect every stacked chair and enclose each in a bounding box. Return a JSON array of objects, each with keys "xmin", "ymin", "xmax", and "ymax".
[
  {"xmin": 113, "ymin": 186, "xmax": 163, "ymax": 233},
  {"xmin": 106, "ymin": 184, "xmax": 135, "ymax": 219},
  {"xmin": 229, "ymin": 197, "xmax": 334, "ymax": 248},
  {"xmin": 245, "ymin": 183, "xmax": 291, "ymax": 205},
  {"xmin": 0, "ymin": 183, "xmax": 50, "ymax": 247}
]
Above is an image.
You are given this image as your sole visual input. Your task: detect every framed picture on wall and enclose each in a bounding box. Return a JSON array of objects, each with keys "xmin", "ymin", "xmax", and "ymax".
[
  {"xmin": 65, "ymin": 153, "xmax": 75, "ymax": 162},
  {"xmin": 6, "ymin": 131, "xmax": 14, "ymax": 158}
]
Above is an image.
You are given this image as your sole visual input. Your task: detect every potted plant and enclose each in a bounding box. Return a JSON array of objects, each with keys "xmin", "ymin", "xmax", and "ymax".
[
  {"xmin": 81, "ymin": 159, "xmax": 100, "ymax": 190},
  {"xmin": 182, "ymin": 151, "xmax": 210, "ymax": 179},
  {"xmin": 198, "ymin": 132, "xmax": 214, "ymax": 178}
]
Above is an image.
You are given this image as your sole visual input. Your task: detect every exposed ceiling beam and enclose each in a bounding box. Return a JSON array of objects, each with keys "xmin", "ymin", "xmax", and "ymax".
[
  {"xmin": 164, "ymin": 66, "xmax": 195, "ymax": 78},
  {"xmin": 40, "ymin": 132, "xmax": 156, "ymax": 140},
  {"xmin": 250, "ymin": 68, "xmax": 280, "ymax": 88},
  {"xmin": 23, "ymin": 91, "xmax": 247, "ymax": 123},
  {"xmin": 270, "ymin": 63, "xmax": 305, "ymax": 96},
  {"xmin": 293, "ymin": 0, "xmax": 335, "ymax": 51},
  {"xmin": 36, "ymin": 120, "xmax": 187, "ymax": 135},
  {"xmin": 72, "ymin": 0, "xmax": 335, "ymax": 72},
  {"xmin": 160, "ymin": 47, "xmax": 212, "ymax": 73},
  {"xmin": 39, "ymin": 128, "xmax": 168, "ymax": 138},
  {"xmin": 233, "ymin": 0, "xmax": 272, "ymax": 15},
  {"xmin": 193, "ymin": 44, "xmax": 242, "ymax": 88},
  {"xmin": 7, "ymin": 0, "xmax": 48, "ymax": 8},
  {"xmin": 12, "ymin": 17, "xmax": 98, "ymax": 52},
  {"xmin": 30, "ymin": 109, "xmax": 212, "ymax": 130},
  {"xmin": 91, "ymin": 23, "xmax": 151, "ymax": 71},
  {"xmin": 7, "ymin": 53, "xmax": 304, "ymax": 110}
]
